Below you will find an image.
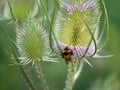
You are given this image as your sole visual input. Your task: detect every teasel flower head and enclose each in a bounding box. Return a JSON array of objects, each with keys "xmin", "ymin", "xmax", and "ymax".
[
  {"xmin": 54, "ymin": 0, "xmax": 102, "ymax": 64},
  {"xmin": 16, "ymin": 21, "xmax": 49, "ymax": 65},
  {"xmin": 4, "ymin": 0, "xmax": 38, "ymax": 19}
]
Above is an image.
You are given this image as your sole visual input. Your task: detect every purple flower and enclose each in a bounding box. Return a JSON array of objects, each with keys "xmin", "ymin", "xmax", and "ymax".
[
  {"xmin": 54, "ymin": 0, "xmax": 100, "ymax": 64},
  {"xmin": 63, "ymin": 0, "xmax": 96, "ymax": 15},
  {"xmin": 54, "ymin": 42, "xmax": 95, "ymax": 60},
  {"xmin": 80, "ymin": 0, "xmax": 96, "ymax": 12},
  {"xmin": 63, "ymin": 3, "xmax": 79, "ymax": 15}
]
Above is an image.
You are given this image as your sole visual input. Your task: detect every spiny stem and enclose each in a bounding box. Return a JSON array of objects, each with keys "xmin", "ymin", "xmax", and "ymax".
[
  {"xmin": 64, "ymin": 63, "xmax": 78, "ymax": 90},
  {"xmin": 64, "ymin": 59, "xmax": 83, "ymax": 90},
  {"xmin": 73, "ymin": 60, "xmax": 83, "ymax": 83},
  {"xmin": 34, "ymin": 60, "xmax": 49, "ymax": 90},
  {"xmin": 0, "ymin": 26, "xmax": 36, "ymax": 90}
]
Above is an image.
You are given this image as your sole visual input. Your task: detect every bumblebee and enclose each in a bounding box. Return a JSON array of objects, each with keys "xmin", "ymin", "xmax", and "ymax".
[{"xmin": 61, "ymin": 46, "xmax": 75, "ymax": 64}]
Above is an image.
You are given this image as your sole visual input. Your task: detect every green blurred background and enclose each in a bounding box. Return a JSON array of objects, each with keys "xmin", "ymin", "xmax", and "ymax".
[{"xmin": 0, "ymin": 0, "xmax": 120, "ymax": 90}]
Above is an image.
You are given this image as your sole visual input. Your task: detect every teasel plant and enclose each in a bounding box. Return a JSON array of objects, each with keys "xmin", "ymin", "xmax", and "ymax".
[
  {"xmin": 0, "ymin": 0, "xmax": 111, "ymax": 90},
  {"xmin": 16, "ymin": 20, "xmax": 51, "ymax": 90},
  {"xmin": 51, "ymin": 0, "xmax": 111, "ymax": 90},
  {"xmin": 0, "ymin": 0, "xmax": 51, "ymax": 90}
]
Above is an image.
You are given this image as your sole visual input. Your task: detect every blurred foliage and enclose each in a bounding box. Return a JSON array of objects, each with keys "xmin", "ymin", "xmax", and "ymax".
[
  {"xmin": 88, "ymin": 74, "xmax": 120, "ymax": 90},
  {"xmin": 0, "ymin": 0, "xmax": 120, "ymax": 90}
]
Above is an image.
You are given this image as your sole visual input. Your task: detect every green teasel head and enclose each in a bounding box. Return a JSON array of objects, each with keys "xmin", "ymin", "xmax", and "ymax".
[
  {"xmin": 54, "ymin": 0, "xmax": 101, "ymax": 60},
  {"xmin": 4, "ymin": 0, "xmax": 38, "ymax": 19},
  {"xmin": 16, "ymin": 21, "xmax": 49, "ymax": 64}
]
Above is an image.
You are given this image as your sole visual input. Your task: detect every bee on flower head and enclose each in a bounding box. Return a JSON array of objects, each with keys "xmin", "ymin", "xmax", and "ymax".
[
  {"xmin": 61, "ymin": 46, "xmax": 75, "ymax": 64},
  {"xmin": 54, "ymin": 0, "xmax": 99, "ymax": 64}
]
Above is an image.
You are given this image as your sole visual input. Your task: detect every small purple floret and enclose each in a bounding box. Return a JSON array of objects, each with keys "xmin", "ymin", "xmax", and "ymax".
[
  {"xmin": 80, "ymin": 0, "xmax": 96, "ymax": 12},
  {"xmin": 54, "ymin": 43, "xmax": 95, "ymax": 60},
  {"xmin": 63, "ymin": 3, "xmax": 78, "ymax": 15},
  {"xmin": 63, "ymin": 0, "xmax": 96, "ymax": 15}
]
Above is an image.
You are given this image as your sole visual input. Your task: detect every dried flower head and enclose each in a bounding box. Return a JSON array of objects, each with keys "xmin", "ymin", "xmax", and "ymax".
[
  {"xmin": 54, "ymin": 0, "xmax": 100, "ymax": 63},
  {"xmin": 16, "ymin": 21, "xmax": 49, "ymax": 64}
]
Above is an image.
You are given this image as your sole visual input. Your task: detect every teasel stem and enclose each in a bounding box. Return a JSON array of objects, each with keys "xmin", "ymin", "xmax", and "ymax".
[
  {"xmin": 7, "ymin": 0, "xmax": 15, "ymax": 20},
  {"xmin": 34, "ymin": 60, "xmax": 49, "ymax": 90},
  {"xmin": 50, "ymin": 5, "xmax": 62, "ymax": 51},
  {"xmin": 38, "ymin": 0, "xmax": 61, "ymax": 51},
  {"xmin": 49, "ymin": 5, "xmax": 57, "ymax": 51},
  {"xmin": 49, "ymin": 4, "xmax": 63, "ymax": 51},
  {"xmin": 0, "ymin": 26, "xmax": 36, "ymax": 90},
  {"xmin": 45, "ymin": 0, "xmax": 48, "ymax": 11},
  {"xmin": 64, "ymin": 59, "xmax": 84, "ymax": 90},
  {"xmin": 73, "ymin": 60, "xmax": 84, "ymax": 84},
  {"xmin": 38, "ymin": 0, "xmax": 50, "ymax": 22}
]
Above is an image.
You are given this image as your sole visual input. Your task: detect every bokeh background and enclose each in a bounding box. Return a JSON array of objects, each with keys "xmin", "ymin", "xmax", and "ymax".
[{"xmin": 0, "ymin": 0, "xmax": 120, "ymax": 90}]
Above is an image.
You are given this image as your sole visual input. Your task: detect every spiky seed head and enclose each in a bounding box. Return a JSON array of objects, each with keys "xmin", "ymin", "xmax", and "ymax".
[
  {"xmin": 16, "ymin": 21, "xmax": 49, "ymax": 64},
  {"xmin": 54, "ymin": 0, "xmax": 100, "ymax": 60}
]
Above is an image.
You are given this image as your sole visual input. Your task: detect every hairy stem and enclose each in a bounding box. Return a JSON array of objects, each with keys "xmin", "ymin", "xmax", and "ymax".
[
  {"xmin": 0, "ymin": 26, "xmax": 36, "ymax": 90},
  {"xmin": 73, "ymin": 61, "xmax": 83, "ymax": 83},
  {"xmin": 64, "ymin": 60, "xmax": 83, "ymax": 90},
  {"xmin": 34, "ymin": 60, "xmax": 49, "ymax": 90}
]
